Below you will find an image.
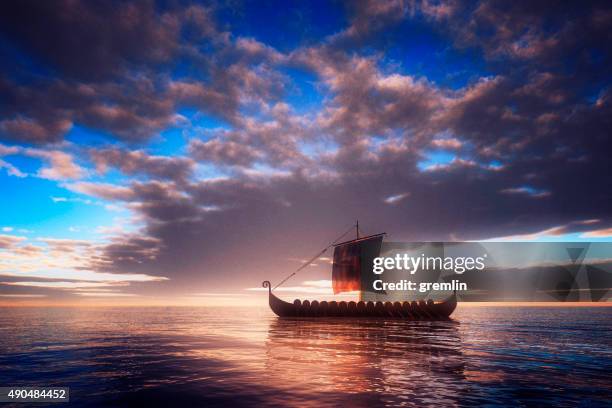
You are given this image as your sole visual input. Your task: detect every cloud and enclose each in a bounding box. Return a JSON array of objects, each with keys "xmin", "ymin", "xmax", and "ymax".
[
  {"xmin": 90, "ymin": 148, "xmax": 194, "ymax": 182},
  {"xmin": 487, "ymin": 225, "xmax": 570, "ymax": 241},
  {"xmin": 384, "ymin": 192, "xmax": 411, "ymax": 204},
  {"xmin": 0, "ymin": 143, "xmax": 85, "ymax": 180},
  {"xmin": 333, "ymin": 0, "xmax": 408, "ymax": 45},
  {"xmin": 486, "ymin": 220, "xmax": 612, "ymax": 241},
  {"xmin": 24, "ymin": 148, "xmax": 86, "ymax": 180},
  {"xmin": 2, "ymin": 281, "xmax": 128, "ymax": 289},
  {"xmin": 74, "ymin": 292, "xmax": 139, "ymax": 297},
  {"xmin": 0, "ymin": 294, "xmax": 47, "ymax": 298},
  {"xmin": 0, "ymin": 234, "xmax": 26, "ymax": 249},
  {"xmin": 235, "ymin": 37, "xmax": 285, "ymax": 63},
  {"xmin": 65, "ymin": 182, "xmax": 135, "ymax": 201},
  {"xmin": 0, "ymin": 0, "xmax": 189, "ymax": 81},
  {"xmin": 189, "ymin": 138, "xmax": 264, "ymax": 167},
  {"xmin": 0, "ymin": 116, "xmax": 73, "ymax": 144},
  {"xmin": 0, "ymin": 233, "xmax": 168, "ymax": 301},
  {"xmin": 439, "ymin": 1, "xmax": 612, "ymax": 66},
  {"xmin": 500, "ymin": 186, "xmax": 551, "ymax": 199},
  {"xmin": 296, "ymin": 50, "xmax": 445, "ymax": 150},
  {"xmin": 0, "ymin": 158, "xmax": 26, "ymax": 177},
  {"xmin": 0, "ymin": 1, "xmax": 288, "ymax": 144},
  {"xmin": 0, "ymin": 144, "xmax": 26, "ymax": 176},
  {"xmin": 431, "ymin": 137, "xmax": 462, "ymax": 150},
  {"xmin": 581, "ymin": 228, "xmax": 612, "ymax": 238},
  {"xmin": 419, "ymin": 0, "xmax": 459, "ymax": 21},
  {"xmin": 0, "ymin": 144, "xmax": 19, "ymax": 155}
]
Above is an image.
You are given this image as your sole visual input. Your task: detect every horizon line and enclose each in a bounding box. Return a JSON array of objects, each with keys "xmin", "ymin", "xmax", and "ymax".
[{"xmin": 0, "ymin": 301, "xmax": 611, "ymax": 308}]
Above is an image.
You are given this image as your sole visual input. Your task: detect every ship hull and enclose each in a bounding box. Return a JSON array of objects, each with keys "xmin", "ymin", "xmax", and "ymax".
[{"xmin": 262, "ymin": 281, "xmax": 457, "ymax": 319}]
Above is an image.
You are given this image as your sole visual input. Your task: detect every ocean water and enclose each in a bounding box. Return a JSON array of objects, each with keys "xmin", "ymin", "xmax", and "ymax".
[{"xmin": 0, "ymin": 306, "xmax": 610, "ymax": 407}]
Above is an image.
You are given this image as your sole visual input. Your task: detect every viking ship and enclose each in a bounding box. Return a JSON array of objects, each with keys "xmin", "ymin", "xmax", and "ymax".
[{"xmin": 263, "ymin": 222, "xmax": 457, "ymax": 319}]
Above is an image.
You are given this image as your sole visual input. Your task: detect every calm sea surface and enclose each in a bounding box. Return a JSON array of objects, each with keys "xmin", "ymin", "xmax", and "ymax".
[{"xmin": 0, "ymin": 306, "xmax": 610, "ymax": 407}]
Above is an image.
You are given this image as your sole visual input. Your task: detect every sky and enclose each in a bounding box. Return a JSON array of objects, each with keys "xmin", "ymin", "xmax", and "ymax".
[{"xmin": 0, "ymin": 0, "xmax": 611, "ymax": 305}]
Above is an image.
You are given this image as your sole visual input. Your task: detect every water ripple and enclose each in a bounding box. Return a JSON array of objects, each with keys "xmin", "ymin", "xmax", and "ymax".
[{"xmin": 0, "ymin": 306, "xmax": 610, "ymax": 407}]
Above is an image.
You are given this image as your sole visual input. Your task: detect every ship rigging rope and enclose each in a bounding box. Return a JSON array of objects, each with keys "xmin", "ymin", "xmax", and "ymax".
[{"xmin": 272, "ymin": 223, "xmax": 358, "ymax": 290}]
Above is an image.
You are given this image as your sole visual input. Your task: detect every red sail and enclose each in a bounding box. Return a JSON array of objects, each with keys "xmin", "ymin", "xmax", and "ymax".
[{"xmin": 332, "ymin": 235, "xmax": 383, "ymax": 294}]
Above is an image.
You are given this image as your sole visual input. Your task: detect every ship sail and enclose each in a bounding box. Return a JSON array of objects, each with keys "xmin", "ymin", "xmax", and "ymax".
[{"xmin": 332, "ymin": 234, "xmax": 384, "ymax": 294}]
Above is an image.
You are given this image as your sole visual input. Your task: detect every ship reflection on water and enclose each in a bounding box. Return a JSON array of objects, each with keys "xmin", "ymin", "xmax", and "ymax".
[
  {"xmin": 265, "ymin": 319, "xmax": 466, "ymax": 406},
  {"xmin": 0, "ymin": 306, "xmax": 610, "ymax": 407}
]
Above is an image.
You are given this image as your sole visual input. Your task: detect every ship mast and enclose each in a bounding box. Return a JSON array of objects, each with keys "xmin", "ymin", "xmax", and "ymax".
[
  {"xmin": 356, "ymin": 220, "xmax": 363, "ymax": 302},
  {"xmin": 273, "ymin": 221, "xmax": 384, "ymax": 299}
]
